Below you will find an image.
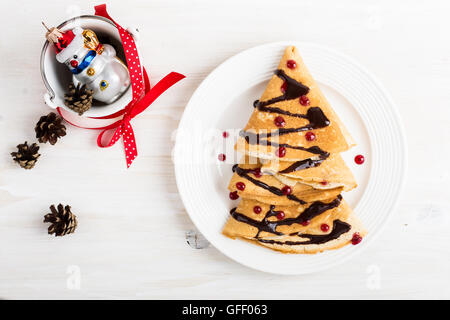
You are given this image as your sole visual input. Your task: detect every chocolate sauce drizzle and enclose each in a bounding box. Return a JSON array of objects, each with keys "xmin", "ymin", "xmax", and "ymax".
[
  {"xmin": 278, "ymin": 195, "xmax": 342, "ymax": 227},
  {"xmin": 229, "ymin": 195, "xmax": 344, "ymax": 242},
  {"xmin": 255, "ymin": 69, "xmax": 309, "ymax": 108},
  {"xmin": 232, "ymin": 164, "xmax": 306, "ymax": 204},
  {"xmin": 240, "ymin": 69, "xmax": 330, "ymax": 157},
  {"xmin": 279, "ymin": 154, "xmax": 329, "ymax": 174},
  {"xmin": 258, "ymin": 220, "xmax": 351, "ymax": 246},
  {"xmin": 244, "ymin": 107, "xmax": 330, "ymax": 138},
  {"xmin": 230, "ymin": 206, "xmax": 283, "ymax": 238},
  {"xmin": 240, "ymin": 128, "xmax": 329, "ymax": 157}
]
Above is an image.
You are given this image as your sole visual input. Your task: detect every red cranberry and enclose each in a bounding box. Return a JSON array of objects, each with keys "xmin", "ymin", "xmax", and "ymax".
[
  {"xmin": 355, "ymin": 154, "xmax": 365, "ymax": 165},
  {"xmin": 218, "ymin": 153, "xmax": 226, "ymax": 161},
  {"xmin": 229, "ymin": 191, "xmax": 239, "ymax": 200},
  {"xmin": 301, "ymin": 220, "xmax": 311, "ymax": 226},
  {"xmin": 299, "ymin": 95, "xmax": 310, "ymax": 106},
  {"xmin": 281, "ymin": 81, "xmax": 287, "ymax": 93},
  {"xmin": 320, "ymin": 181, "xmax": 328, "ymax": 186},
  {"xmin": 236, "ymin": 182, "xmax": 246, "ymax": 191},
  {"xmin": 252, "ymin": 168, "xmax": 262, "ymax": 178},
  {"xmin": 222, "ymin": 131, "xmax": 229, "ymax": 138},
  {"xmin": 305, "ymin": 131, "xmax": 316, "ymax": 141},
  {"xmin": 276, "ymin": 211, "xmax": 285, "ymax": 220},
  {"xmin": 276, "ymin": 147, "xmax": 286, "ymax": 158},
  {"xmin": 253, "ymin": 206, "xmax": 262, "ymax": 214},
  {"xmin": 286, "ymin": 59, "xmax": 297, "ymax": 69},
  {"xmin": 351, "ymin": 232, "xmax": 363, "ymax": 245},
  {"xmin": 274, "ymin": 116, "xmax": 286, "ymax": 127},
  {"xmin": 321, "ymin": 224, "xmax": 330, "ymax": 232},
  {"xmin": 281, "ymin": 186, "xmax": 292, "ymax": 195}
]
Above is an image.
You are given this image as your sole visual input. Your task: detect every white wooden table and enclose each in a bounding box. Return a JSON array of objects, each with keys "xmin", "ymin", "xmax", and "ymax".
[{"xmin": 0, "ymin": 0, "xmax": 449, "ymax": 299}]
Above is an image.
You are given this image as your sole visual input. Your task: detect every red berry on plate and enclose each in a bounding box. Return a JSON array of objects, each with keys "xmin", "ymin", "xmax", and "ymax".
[
  {"xmin": 281, "ymin": 186, "xmax": 292, "ymax": 195},
  {"xmin": 274, "ymin": 116, "xmax": 286, "ymax": 127},
  {"xmin": 301, "ymin": 220, "xmax": 311, "ymax": 226},
  {"xmin": 236, "ymin": 182, "xmax": 246, "ymax": 191},
  {"xmin": 299, "ymin": 95, "xmax": 310, "ymax": 106},
  {"xmin": 351, "ymin": 232, "xmax": 363, "ymax": 245},
  {"xmin": 320, "ymin": 180, "xmax": 328, "ymax": 186},
  {"xmin": 222, "ymin": 131, "xmax": 229, "ymax": 138},
  {"xmin": 355, "ymin": 154, "xmax": 365, "ymax": 165},
  {"xmin": 218, "ymin": 153, "xmax": 226, "ymax": 161},
  {"xmin": 253, "ymin": 206, "xmax": 262, "ymax": 214},
  {"xmin": 229, "ymin": 191, "xmax": 239, "ymax": 200},
  {"xmin": 281, "ymin": 81, "xmax": 287, "ymax": 93},
  {"xmin": 276, "ymin": 211, "xmax": 285, "ymax": 220},
  {"xmin": 252, "ymin": 168, "xmax": 262, "ymax": 178},
  {"xmin": 276, "ymin": 147, "xmax": 286, "ymax": 158},
  {"xmin": 321, "ymin": 224, "xmax": 330, "ymax": 232},
  {"xmin": 305, "ymin": 131, "xmax": 316, "ymax": 141},
  {"xmin": 286, "ymin": 59, "xmax": 297, "ymax": 69}
]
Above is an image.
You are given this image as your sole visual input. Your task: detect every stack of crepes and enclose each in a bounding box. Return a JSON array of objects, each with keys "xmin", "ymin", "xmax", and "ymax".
[{"xmin": 222, "ymin": 46, "xmax": 367, "ymax": 254}]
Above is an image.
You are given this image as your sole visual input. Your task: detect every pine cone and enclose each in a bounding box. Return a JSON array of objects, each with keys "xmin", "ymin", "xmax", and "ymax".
[
  {"xmin": 44, "ymin": 204, "xmax": 78, "ymax": 237},
  {"xmin": 11, "ymin": 142, "xmax": 40, "ymax": 169},
  {"xmin": 35, "ymin": 112, "xmax": 66, "ymax": 145},
  {"xmin": 64, "ymin": 82, "xmax": 93, "ymax": 116}
]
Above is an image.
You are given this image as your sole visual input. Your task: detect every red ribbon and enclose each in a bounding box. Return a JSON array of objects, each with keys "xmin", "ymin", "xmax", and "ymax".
[{"xmin": 56, "ymin": 4, "xmax": 185, "ymax": 168}]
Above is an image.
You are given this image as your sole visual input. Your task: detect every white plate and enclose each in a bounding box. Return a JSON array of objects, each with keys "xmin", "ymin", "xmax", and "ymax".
[{"xmin": 174, "ymin": 42, "xmax": 407, "ymax": 275}]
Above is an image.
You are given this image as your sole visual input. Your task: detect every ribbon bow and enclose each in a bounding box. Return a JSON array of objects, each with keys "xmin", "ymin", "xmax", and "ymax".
[{"xmin": 57, "ymin": 4, "xmax": 185, "ymax": 168}]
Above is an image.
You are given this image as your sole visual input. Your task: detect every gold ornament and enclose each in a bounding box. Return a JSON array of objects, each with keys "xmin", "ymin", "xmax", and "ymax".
[
  {"xmin": 87, "ymin": 68, "xmax": 95, "ymax": 76},
  {"xmin": 97, "ymin": 45, "xmax": 104, "ymax": 55},
  {"xmin": 82, "ymin": 29, "xmax": 101, "ymax": 53},
  {"xmin": 99, "ymin": 80, "xmax": 109, "ymax": 91}
]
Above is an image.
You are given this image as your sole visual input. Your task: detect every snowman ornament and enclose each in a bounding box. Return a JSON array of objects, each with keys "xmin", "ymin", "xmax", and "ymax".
[{"xmin": 44, "ymin": 23, "xmax": 130, "ymax": 104}]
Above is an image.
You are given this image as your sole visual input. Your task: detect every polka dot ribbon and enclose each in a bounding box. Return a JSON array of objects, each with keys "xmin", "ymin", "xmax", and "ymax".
[{"xmin": 57, "ymin": 4, "xmax": 185, "ymax": 168}]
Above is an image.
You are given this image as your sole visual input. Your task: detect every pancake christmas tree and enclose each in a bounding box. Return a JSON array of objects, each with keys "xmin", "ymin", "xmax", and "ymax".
[{"xmin": 222, "ymin": 46, "xmax": 366, "ymax": 253}]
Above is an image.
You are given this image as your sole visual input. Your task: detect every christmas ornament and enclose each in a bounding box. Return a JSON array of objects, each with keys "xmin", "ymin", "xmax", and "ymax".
[
  {"xmin": 64, "ymin": 82, "xmax": 94, "ymax": 115},
  {"xmin": 41, "ymin": 4, "xmax": 185, "ymax": 168},
  {"xmin": 44, "ymin": 204, "xmax": 78, "ymax": 237},
  {"xmin": 35, "ymin": 112, "xmax": 67, "ymax": 144},
  {"xmin": 11, "ymin": 142, "xmax": 40, "ymax": 169},
  {"xmin": 43, "ymin": 22, "xmax": 130, "ymax": 104}
]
